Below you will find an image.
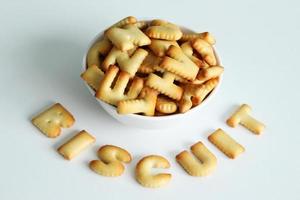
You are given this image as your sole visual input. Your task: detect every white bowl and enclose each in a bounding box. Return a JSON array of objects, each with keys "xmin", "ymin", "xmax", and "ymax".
[{"xmin": 82, "ymin": 22, "xmax": 222, "ymax": 129}]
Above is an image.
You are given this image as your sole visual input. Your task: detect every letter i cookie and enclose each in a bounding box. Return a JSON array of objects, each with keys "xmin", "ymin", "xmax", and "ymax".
[
  {"xmin": 208, "ymin": 129, "xmax": 245, "ymax": 159},
  {"xmin": 58, "ymin": 130, "xmax": 96, "ymax": 160}
]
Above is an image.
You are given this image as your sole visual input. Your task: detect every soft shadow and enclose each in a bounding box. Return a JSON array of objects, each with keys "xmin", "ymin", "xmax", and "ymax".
[
  {"xmin": 52, "ymin": 129, "xmax": 81, "ymax": 149},
  {"xmin": 26, "ymin": 35, "xmax": 116, "ymax": 122},
  {"xmin": 201, "ymin": 128, "xmax": 218, "ymax": 139},
  {"xmin": 128, "ymin": 154, "xmax": 145, "ymax": 181},
  {"xmin": 27, "ymin": 101, "xmax": 56, "ymax": 120},
  {"xmin": 219, "ymin": 104, "xmax": 239, "ymax": 124}
]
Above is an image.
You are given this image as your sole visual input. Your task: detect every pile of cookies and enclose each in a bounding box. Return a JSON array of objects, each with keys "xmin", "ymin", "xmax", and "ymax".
[
  {"xmin": 81, "ymin": 16, "xmax": 224, "ymax": 116},
  {"xmin": 31, "ymin": 102, "xmax": 265, "ymax": 188}
]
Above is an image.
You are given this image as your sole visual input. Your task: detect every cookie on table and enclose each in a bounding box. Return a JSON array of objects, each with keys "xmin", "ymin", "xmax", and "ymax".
[{"xmin": 32, "ymin": 103, "xmax": 75, "ymax": 138}]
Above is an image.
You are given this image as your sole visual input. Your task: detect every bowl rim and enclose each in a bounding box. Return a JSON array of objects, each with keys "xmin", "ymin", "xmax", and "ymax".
[{"xmin": 81, "ymin": 20, "xmax": 223, "ymax": 121}]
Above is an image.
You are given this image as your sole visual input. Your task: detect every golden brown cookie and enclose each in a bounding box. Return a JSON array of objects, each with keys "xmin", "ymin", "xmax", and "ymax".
[
  {"xmin": 117, "ymin": 87, "xmax": 158, "ymax": 116},
  {"xmin": 135, "ymin": 155, "xmax": 171, "ymax": 188},
  {"xmin": 160, "ymin": 45, "xmax": 199, "ymax": 80},
  {"xmin": 81, "ymin": 65, "xmax": 104, "ymax": 91},
  {"xmin": 180, "ymin": 32, "xmax": 215, "ymax": 45},
  {"xmin": 96, "ymin": 65, "xmax": 144, "ymax": 106},
  {"xmin": 227, "ymin": 104, "xmax": 265, "ymax": 134},
  {"xmin": 149, "ymin": 39, "xmax": 179, "ymax": 57},
  {"xmin": 58, "ymin": 130, "xmax": 95, "ymax": 160},
  {"xmin": 176, "ymin": 142, "xmax": 217, "ymax": 176},
  {"xmin": 146, "ymin": 72, "xmax": 183, "ymax": 100},
  {"xmin": 102, "ymin": 47, "xmax": 148, "ymax": 76},
  {"xmin": 192, "ymin": 38, "xmax": 217, "ymax": 66},
  {"xmin": 208, "ymin": 129, "xmax": 245, "ymax": 159},
  {"xmin": 146, "ymin": 19, "xmax": 182, "ymax": 40},
  {"xmin": 178, "ymin": 78, "xmax": 219, "ymax": 113},
  {"xmin": 106, "ymin": 24, "xmax": 151, "ymax": 51},
  {"xmin": 155, "ymin": 96, "xmax": 177, "ymax": 114},
  {"xmin": 89, "ymin": 145, "xmax": 132, "ymax": 177},
  {"xmin": 32, "ymin": 103, "xmax": 75, "ymax": 138},
  {"xmin": 87, "ymin": 38, "xmax": 112, "ymax": 68}
]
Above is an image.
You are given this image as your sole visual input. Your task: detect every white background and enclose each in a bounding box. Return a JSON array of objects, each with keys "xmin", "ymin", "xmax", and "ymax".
[{"xmin": 0, "ymin": 0, "xmax": 299, "ymax": 199}]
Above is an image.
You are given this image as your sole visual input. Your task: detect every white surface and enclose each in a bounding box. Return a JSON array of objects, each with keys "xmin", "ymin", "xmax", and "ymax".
[{"xmin": 0, "ymin": 0, "xmax": 299, "ymax": 200}]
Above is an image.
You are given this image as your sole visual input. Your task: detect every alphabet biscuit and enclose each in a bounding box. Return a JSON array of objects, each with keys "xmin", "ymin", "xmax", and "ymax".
[
  {"xmin": 176, "ymin": 142, "xmax": 217, "ymax": 176},
  {"xmin": 178, "ymin": 78, "xmax": 219, "ymax": 113},
  {"xmin": 192, "ymin": 38, "xmax": 217, "ymax": 66},
  {"xmin": 180, "ymin": 32, "xmax": 215, "ymax": 45},
  {"xmin": 96, "ymin": 65, "xmax": 144, "ymax": 106},
  {"xmin": 81, "ymin": 65, "xmax": 104, "ymax": 91},
  {"xmin": 160, "ymin": 45, "xmax": 199, "ymax": 80},
  {"xmin": 117, "ymin": 87, "xmax": 158, "ymax": 116},
  {"xmin": 109, "ymin": 16, "xmax": 137, "ymax": 29},
  {"xmin": 226, "ymin": 104, "xmax": 265, "ymax": 134},
  {"xmin": 138, "ymin": 53, "xmax": 161, "ymax": 74},
  {"xmin": 90, "ymin": 145, "xmax": 132, "ymax": 177},
  {"xmin": 196, "ymin": 66, "xmax": 224, "ymax": 83},
  {"xmin": 135, "ymin": 155, "xmax": 171, "ymax": 188},
  {"xmin": 32, "ymin": 103, "xmax": 75, "ymax": 138},
  {"xmin": 181, "ymin": 41, "xmax": 206, "ymax": 67},
  {"xmin": 146, "ymin": 71, "xmax": 183, "ymax": 100},
  {"xmin": 87, "ymin": 38, "xmax": 112, "ymax": 68},
  {"xmin": 106, "ymin": 24, "xmax": 151, "ymax": 51},
  {"xmin": 102, "ymin": 47, "xmax": 148, "ymax": 76},
  {"xmin": 208, "ymin": 129, "xmax": 245, "ymax": 159},
  {"xmin": 57, "ymin": 130, "xmax": 95, "ymax": 160},
  {"xmin": 155, "ymin": 96, "xmax": 177, "ymax": 114},
  {"xmin": 149, "ymin": 39, "xmax": 179, "ymax": 57},
  {"xmin": 146, "ymin": 19, "xmax": 182, "ymax": 41}
]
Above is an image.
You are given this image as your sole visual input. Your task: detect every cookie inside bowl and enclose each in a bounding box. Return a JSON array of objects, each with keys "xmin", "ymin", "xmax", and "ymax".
[{"xmin": 81, "ymin": 17, "xmax": 223, "ymax": 123}]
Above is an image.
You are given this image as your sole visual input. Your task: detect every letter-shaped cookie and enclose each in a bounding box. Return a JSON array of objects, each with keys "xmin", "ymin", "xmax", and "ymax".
[
  {"xmin": 227, "ymin": 104, "xmax": 265, "ymax": 134},
  {"xmin": 180, "ymin": 32, "xmax": 216, "ymax": 45},
  {"xmin": 138, "ymin": 53, "xmax": 161, "ymax": 74},
  {"xmin": 192, "ymin": 38, "xmax": 217, "ymax": 66},
  {"xmin": 152, "ymin": 65, "xmax": 188, "ymax": 84},
  {"xmin": 179, "ymin": 78, "xmax": 219, "ymax": 113},
  {"xmin": 133, "ymin": 20, "xmax": 148, "ymax": 29},
  {"xmin": 81, "ymin": 65, "xmax": 104, "ymax": 91},
  {"xmin": 102, "ymin": 47, "xmax": 148, "ymax": 76},
  {"xmin": 149, "ymin": 39, "xmax": 179, "ymax": 57},
  {"xmin": 106, "ymin": 24, "xmax": 151, "ymax": 51},
  {"xmin": 31, "ymin": 103, "xmax": 75, "ymax": 138},
  {"xmin": 196, "ymin": 66, "xmax": 224, "ymax": 83},
  {"xmin": 109, "ymin": 16, "xmax": 137, "ymax": 29},
  {"xmin": 146, "ymin": 72, "xmax": 183, "ymax": 100},
  {"xmin": 117, "ymin": 87, "xmax": 158, "ymax": 116},
  {"xmin": 181, "ymin": 41, "xmax": 206, "ymax": 67},
  {"xmin": 135, "ymin": 155, "xmax": 171, "ymax": 188},
  {"xmin": 87, "ymin": 38, "xmax": 112, "ymax": 68},
  {"xmin": 208, "ymin": 129, "xmax": 245, "ymax": 159},
  {"xmin": 90, "ymin": 145, "xmax": 132, "ymax": 177},
  {"xmin": 96, "ymin": 65, "xmax": 144, "ymax": 106},
  {"xmin": 57, "ymin": 130, "xmax": 95, "ymax": 160},
  {"xmin": 146, "ymin": 19, "xmax": 182, "ymax": 40},
  {"xmin": 155, "ymin": 96, "xmax": 177, "ymax": 114},
  {"xmin": 176, "ymin": 142, "xmax": 217, "ymax": 176},
  {"xmin": 192, "ymin": 78, "xmax": 219, "ymax": 105},
  {"xmin": 160, "ymin": 45, "xmax": 199, "ymax": 80}
]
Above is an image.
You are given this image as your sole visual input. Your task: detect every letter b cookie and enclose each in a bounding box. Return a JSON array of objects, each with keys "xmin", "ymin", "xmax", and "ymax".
[{"xmin": 31, "ymin": 103, "xmax": 75, "ymax": 138}]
